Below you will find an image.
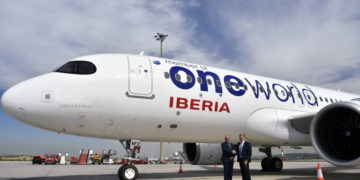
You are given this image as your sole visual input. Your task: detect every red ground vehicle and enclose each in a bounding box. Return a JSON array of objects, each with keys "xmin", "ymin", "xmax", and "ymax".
[
  {"xmin": 32, "ymin": 155, "xmax": 46, "ymax": 164},
  {"xmin": 44, "ymin": 154, "xmax": 59, "ymax": 164},
  {"xmin": 70, "ymin": 157, "xmax": 79, "ymax": 164}
]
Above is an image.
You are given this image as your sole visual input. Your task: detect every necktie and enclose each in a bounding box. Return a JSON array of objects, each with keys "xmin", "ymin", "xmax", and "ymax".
[{"xmin": 240, "ymin": 142, "xmax": 243, "ymax": 157}]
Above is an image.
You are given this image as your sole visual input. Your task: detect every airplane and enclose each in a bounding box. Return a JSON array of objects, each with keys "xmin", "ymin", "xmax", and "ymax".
[{"xmin": 1, "ymin": 53, "xmax": 360, "ymax": 180}]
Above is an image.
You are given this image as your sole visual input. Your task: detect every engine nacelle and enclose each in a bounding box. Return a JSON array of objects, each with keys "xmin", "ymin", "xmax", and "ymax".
[
  {"xmin": 183, "ymin": 143, "xmax": 223, "ymax": 165},
  {"xmin": 310, "ymin": 101, "xmax": 360, "ymax": 167}
]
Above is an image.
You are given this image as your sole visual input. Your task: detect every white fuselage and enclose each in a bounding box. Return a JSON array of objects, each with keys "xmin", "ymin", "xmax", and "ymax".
[{"xmin": 1, "ymin": 54, "xmax": 359, "ymax": 146}]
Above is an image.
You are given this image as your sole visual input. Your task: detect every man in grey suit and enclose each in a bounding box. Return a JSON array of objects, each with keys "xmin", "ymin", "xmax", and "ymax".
[{"xmin": 235, "ymin": 134, "xmax": 252, "ymax": 180}]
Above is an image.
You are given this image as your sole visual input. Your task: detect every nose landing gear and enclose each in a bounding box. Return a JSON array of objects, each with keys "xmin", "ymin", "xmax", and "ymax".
[
  {"xmin": 118, "ymin": 139, "xmax": 141, "ymax": 180},
  {"xmin": 259, "ymin": 147, "xmax": 283, "ymax": 171}
]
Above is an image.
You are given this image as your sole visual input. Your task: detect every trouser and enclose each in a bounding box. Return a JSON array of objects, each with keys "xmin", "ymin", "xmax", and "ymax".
[
  {"xmin": 239, "ymin": 158, "xmax": 251, "ymax": 180},
  {"xmin": 223, "ymin": 161, "xmax": 234, "ymax": 180}
]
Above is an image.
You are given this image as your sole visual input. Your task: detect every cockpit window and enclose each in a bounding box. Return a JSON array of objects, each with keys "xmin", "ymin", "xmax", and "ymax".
[{"xmin": 55, "ymin": 61, "xmax": 96, "ymax": 75}]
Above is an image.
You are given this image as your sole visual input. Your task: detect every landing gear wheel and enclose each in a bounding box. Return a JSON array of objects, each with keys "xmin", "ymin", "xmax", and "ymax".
[
  {"xmin": 118, "ymin": 139, "xmax": 141, "ymax": 180},
  {"xmin": 259, "ymin": 147, "xmax": 283, "ymax": 171},
  {"xmin": 261, "ymin": 157, "xmax": 271, "ymax": 171},
  {"xmin": 118, "ymin": 164, "xmax": 138, "ymax": 180},
  {"xmin": 270, "ymin": 157, "xmax": 283, "ymax": 171}
]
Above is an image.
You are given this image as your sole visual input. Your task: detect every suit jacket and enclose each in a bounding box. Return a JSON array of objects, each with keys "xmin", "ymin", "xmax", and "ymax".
[
  {"xmin": 221, "ymin": 142, "xmax": 235, "ymax": 162},
  {"xmin": 235, "ymin": 141, "xmax": 252, "ymax": 162}
]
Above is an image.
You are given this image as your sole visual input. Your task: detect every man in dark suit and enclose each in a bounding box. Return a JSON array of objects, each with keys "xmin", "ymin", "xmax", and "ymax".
[
  {"xmin": 221, "ymin": 135, "xmax": 236, "ymax": 180},
  {"xmin": 235, "ymin": 134, "xmax": 252, "ymax": 180}
]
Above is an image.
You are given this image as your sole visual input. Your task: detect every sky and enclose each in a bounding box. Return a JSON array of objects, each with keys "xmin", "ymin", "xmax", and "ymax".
[{"xmin": 1, "ymin": 0, "xmax": 360, "ymax": 157}]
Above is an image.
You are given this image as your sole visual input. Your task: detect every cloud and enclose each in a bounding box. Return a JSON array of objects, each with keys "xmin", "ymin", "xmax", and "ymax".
[
  {"xmin": 1, "ymin": 0, "xmax": 360, "ymax": 93},
  {"xmin": 0, "ymin": 0, "xmax": 216, "ymax": 90},
  {"xmin": 209, "ymin": 0, "xmax": 360, "ymax": 92}
]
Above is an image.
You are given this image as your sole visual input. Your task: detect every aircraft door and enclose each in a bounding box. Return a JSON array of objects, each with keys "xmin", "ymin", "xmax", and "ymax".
[{"xmin": 127, "ymin": 56, "xmax": 154, "ymax": 98}]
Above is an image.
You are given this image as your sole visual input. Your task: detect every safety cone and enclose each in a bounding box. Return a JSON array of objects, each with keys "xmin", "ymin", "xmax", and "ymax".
[
  {"xmin": 179, "ymin": 163, "xmax": 183, "ymax": 173},
  {"xmin": 317, "ymin": 163, "xmax": 324, "ymax": 180}
]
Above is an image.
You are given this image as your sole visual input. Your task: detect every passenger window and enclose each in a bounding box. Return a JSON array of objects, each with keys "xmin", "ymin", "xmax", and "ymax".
[
  {"xmin": 235, "ymin": 83, "xmax": 240, "ymax": 89},
  {"xmin": 164, "ymin": 72, "xmax": 170, "ymax": 79},
  {"xmin": 307, "ymin": 95, "xmax": 311, "ymax": 100},
  {"xmin": 175, "ymin": 74, "xmax": 181, "ymax": 81},
  {"xmin": 319, "ymin": 97, "xmax": 323, "ymax": 102},
  {"xmin": 267, "ymin": 88, "xmax": 271, "ymax": 94},
  {"xmin": 330, "ymin": 98, "xmax": 333, "ymax": 103},
  {"xmin": 260, "ymin": 87, "xmax": 264, "ymax": 93},
  {"xmin": 207, "ymin": 79, "xmax": 212, "ymax": 85},
  {"xmin": 197, "ymin": 77, "xmax": 202, "ymax": 84},
  {"xmin": 281, "ymin": 90, "xmax": 285, "ymax": 96},
  {"xmin": 251, "ymin": 86, "xmax": 255, "ymax": 91},
  {"xmin": 55, "ymin": 61, "xmax": 97, "ymax": 75},
  {"xmin": 187, "ymin": 75, "xmax": 193, "ymax": 83},
  {"xmin": 274, "ymin": 89, "xmax": 278, "ymax": 95},
  {"xmin": 325, "ymin": 98, "xmax": 328, "ymax": 102},
  {"xmin": 216, "ymin": 80, "xmax": 221, "ymax": 87},
  {"xmin": 244, "ymin": 85, "xmax": 248, "ymax": 90},
  {"xmin": 288, "ymin": 91, "xmax": 292, "ymax": 97},
  {"xmin": 226, "ymin": 82, "xmax": 232, "ymax": 88}
]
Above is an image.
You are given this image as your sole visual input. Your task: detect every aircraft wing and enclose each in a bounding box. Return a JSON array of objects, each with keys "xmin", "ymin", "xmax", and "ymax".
[{"xmin": 289, "ymin": 113, "xmax": 316, "ymax": 134}]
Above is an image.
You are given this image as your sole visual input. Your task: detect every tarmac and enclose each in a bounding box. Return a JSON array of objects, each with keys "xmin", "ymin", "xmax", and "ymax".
[{"xmin": 0, "ymin": 161, "xmax": 359, "ymax": 180}]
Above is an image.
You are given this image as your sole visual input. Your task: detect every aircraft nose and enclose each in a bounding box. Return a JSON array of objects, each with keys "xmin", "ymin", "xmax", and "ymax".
[{"xmin": 1, "ymin": 84, "xmax": 26, "ymax": 121}]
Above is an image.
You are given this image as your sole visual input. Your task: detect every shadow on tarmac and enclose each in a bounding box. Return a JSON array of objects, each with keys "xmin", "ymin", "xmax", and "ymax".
[{"xmin": 9, "ymin": 166, "xmax": 360, "ymax": 180}]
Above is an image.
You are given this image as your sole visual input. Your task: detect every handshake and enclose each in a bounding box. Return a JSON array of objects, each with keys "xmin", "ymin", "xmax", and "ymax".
[{"xmin": 229, "ymin": 150, "xmax": 236, "ymax": 160}]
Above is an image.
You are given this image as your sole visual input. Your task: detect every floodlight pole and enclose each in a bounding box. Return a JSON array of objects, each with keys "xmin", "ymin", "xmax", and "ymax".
[
  {"xmin": 154, "ymin": 33, "xmax": 168, "ymax": 58},
  {"xmin": 154, "ymin": 33, "xmax": 168, "ymax": 162},
  {"xmin": 160, "ymin": 41, "xmax": 163, "ymax": 58}
]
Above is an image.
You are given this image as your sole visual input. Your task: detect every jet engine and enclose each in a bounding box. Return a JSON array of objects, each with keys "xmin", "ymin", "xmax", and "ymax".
[
  {"xmin": 183, "ymin": 143, "xmax": 223, "ymax": 165},
  {"xmin": 310, "ymin": 101, "xmax": 360, "ymax": 166}
]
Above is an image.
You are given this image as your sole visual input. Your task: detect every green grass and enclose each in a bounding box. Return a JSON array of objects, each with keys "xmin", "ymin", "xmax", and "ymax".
[{"xmin": 0, "ymin": 155, "xmax": 32, "ymax": 161}]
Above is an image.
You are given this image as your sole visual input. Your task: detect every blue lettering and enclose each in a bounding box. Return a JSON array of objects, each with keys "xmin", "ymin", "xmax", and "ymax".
[
  {"xmin": 287, "ymin": 84, "xmax": 301, "ymax": 104},
  {"xmin": 168, "ymin": 66, "xmax": 318, "ymax": 107},
  {"xmin": 302, "ymin": 86, "xmax": 318, "ymax": 106},
  {"xmin": 245, "ymin": 79, "xmax": 271, "ymax": 99},
  {"xmin": 224, "ymin": 75, "xmax": 246, "ymax": 96},
  {"xmin": 290, "ymin": 83, "xmax": 304, "ymax": 105},
  {"xmin": 169, "ymin": 66, "xmax": 195, "ymax": 90},
  {"xmin": 197, "ymin": 70, "xmax": 223, "ymax": 93},
  {"xmin": 273, "ymin": 83, "xmax": 289, "ymax": 102}
]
